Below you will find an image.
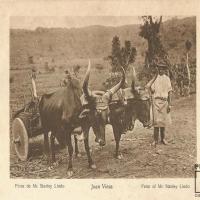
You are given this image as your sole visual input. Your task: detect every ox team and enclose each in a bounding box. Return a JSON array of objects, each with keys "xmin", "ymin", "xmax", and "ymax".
[{"xmin": 39, "ymin": 60, "xmax": 172, "ymax": 176}]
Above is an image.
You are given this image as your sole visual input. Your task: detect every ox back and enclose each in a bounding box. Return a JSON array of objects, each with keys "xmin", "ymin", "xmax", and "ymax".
[
  {"xmin": 39, "ymin": 80, "xmax": 82, "ymax": 131},
  {"xmin": 39, "ymin": 79, "xmax": 83, "ymax": 148}
]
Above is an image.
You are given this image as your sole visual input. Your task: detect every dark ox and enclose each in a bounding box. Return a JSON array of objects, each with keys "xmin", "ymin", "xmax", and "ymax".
[
  {"xmin": 81, "ymin": 62, "xmax": 125, "ymax": 147},
  {"xmin": 76, "ymin": 66, "xmax": 151, "ymax": 159},
  {"xmin": 110, "ymin": 67, "xmax": 151, "ymax": 158},
  {"xmin": 123, "ymin": 67, "xmax": 151, "ymax": 131},
  {"xmin": 39, "ymin": 60, "xmax": 124, "ymax": 176}
]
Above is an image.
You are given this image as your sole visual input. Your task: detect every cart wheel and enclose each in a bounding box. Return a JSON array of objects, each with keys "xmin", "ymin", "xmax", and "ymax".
[{"xmin": 12, "ymin": 117, "xmax": 29, "ymax": 161}]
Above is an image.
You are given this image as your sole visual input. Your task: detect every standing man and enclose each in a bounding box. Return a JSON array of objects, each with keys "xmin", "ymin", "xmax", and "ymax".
[{"xmin": 146, "ymin": 62, "xmax": 173, "ymax": 145}]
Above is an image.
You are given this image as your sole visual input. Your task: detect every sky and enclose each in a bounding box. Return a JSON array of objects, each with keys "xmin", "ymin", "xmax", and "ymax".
[{"xmin": 10, "ymin": 16, "xmax": 183, "ymax": 30}]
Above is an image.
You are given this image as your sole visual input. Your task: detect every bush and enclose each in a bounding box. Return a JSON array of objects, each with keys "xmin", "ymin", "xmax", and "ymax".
[
  {"xmin": 95, "ymin": 64, "xmax": 103, "ymax": 71},
  {"xmin": 73, "ymin": 65, "xmax": 81, "ymax": 74},
  {"xmin": 44, "ymin": 62, "xmax": 55, "ymax": 73},
  {"xmin": 103, "ymin": 73, "xmax": 121, "ymax": 90},
  {"xmin": 28, "ymin": 56, "xmax": 34, "ymax": 64}
]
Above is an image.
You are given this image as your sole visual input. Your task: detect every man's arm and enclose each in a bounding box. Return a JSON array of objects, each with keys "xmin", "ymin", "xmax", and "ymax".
[
  {"xmin": 167, "ymin": 91, "xmax": 172, "ymax": 113},
  {"xmin": 168, "ymin": 91, "xmax": 172, "ymax": 106}
]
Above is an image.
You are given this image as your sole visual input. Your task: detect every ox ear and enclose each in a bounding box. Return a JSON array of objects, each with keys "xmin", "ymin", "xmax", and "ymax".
[{"xmin": 79, "ymin": 108, "xmax": 91, "ymax": 119}]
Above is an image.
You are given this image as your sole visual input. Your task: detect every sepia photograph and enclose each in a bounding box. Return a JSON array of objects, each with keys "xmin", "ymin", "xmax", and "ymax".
[{"xmin": 9, "ymin": 15, "xmax": 196, "ymax": 179}]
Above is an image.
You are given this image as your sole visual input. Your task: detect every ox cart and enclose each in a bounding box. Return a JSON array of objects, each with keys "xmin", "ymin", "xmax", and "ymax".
[
  {"xmin": 12, "ymin": 72, "xmax": 43, "ymax": 161},
  {"xmin": 12, "ymin": 99, "xmax": 42, "ymax": 161},
  {"xmin": 11, "ymin": 72, "xmax": 86, "ymax": 161}
]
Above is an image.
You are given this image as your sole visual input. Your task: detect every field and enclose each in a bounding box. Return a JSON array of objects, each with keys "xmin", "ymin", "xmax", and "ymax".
[{"xmin": 10, "ymin": 62, "xmax": 196, "ymax": 178}]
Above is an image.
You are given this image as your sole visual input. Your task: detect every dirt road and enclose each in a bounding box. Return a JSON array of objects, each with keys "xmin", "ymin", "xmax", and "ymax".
[{"xmin": 10, "ymin": 94, "xmax": 196, "ymax": 179}]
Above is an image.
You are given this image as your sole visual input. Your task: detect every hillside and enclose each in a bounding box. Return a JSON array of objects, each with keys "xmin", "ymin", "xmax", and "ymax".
[
  {"xmin": 10, "ymin": 17, "xmax": 196, "ymax": 69},
  {"xmin": 161, "ymin": 17, "xmax": 196, "ymax": 63}
]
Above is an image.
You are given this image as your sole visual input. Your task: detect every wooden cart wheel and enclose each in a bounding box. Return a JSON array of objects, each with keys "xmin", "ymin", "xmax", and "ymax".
[{"xmin": 12, "ymin": 117, "xmax": 29, "ymax": 161}]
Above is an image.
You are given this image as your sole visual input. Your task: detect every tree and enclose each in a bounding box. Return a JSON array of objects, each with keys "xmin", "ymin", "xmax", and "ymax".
[
  {"xmin": 185, "ymin": 40, "xmax": 192, "ymax": 51},
  {"xmin": 139, "ymin": 16, "xmax": 168, "ymax": 68},
  {"xmin": 185, "ymin": 40, "xmax": 192, "ymax": 96},
  {"xmin": 104, "ymin": 37, "xmax": 137, "ymax": 90},
  {"xmin": 110, "ymin": 36, "xmax": 121, "ymax": 72},
  {"xmin": 109, "ymin": 36, "xmax": 137, "ymax": 72},
  {"xmin": 121, "ymin": 41, "xmax": 137, "ymax": 71}
]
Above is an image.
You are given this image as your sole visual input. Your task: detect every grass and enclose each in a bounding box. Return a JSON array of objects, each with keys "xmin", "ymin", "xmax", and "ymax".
[{"xmin": 10, "ymin": 58, "xmax": 114, "ymax": 116}]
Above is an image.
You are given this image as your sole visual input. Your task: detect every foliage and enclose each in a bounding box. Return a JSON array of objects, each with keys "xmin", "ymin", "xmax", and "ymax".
[
  {"xmin": 104, "ymin": 36, "xmax": 137, "ymax": 90},
  {"xmin": 139, "ymin": 16, "xmax": 169, "ymax": 68},
  {"xmin": 109, "ymin": 36, "xmax": 137, "ymax": 72},
  {"xmin": 28, "ymin": 56, "xmax": 34, "ymax": 64},
  {"xmin": 103, "ymin": 73, "xmax": 122, "ymax": 90},
  {"xmin": 185, "ymin": 40, "xmax": 192, "ymax": 52},
  {"xmin": 95, "ymin": 64, "xmax": 104, "ymax": 71},
  {"xmin": 73, "ymin": 64, "xmax": 81, "ymax": 74},
  {"xmin": 44, "ymin": 61, "xmax": 55, "ymax": 73}
]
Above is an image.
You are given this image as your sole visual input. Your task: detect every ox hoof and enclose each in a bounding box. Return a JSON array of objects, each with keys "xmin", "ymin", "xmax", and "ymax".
[
  {"xmin": 76, "ymin": 153, "xmax": 82, "ymax": 158},
  {"xmin": 116, "ymin": 154, "xmax": 123, "ymax": 160},
  {"xmin": 67, "ymin": 170, "xmax": 74, "ymax": 177},
  {"xmin": 89, "ymin": 164, "xmax": 97, "ymax": 169}
]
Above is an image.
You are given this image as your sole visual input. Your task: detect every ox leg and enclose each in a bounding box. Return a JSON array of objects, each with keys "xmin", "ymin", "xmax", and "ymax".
[
  {"xmin": 84, "ymin": 131, "xmax": 96, "ymax": 169},
  {"xmin": 74, "ymin": 136, "xmax": 81, "ymax": 157},
  {"xmin": 43, "ymin": 131, "xmax": 50, "ymax": 165},
  {"xmin": 66, "ymin": 134, "xmax": 74, "ymax": 176},
  {"xmin": 112, "ymin": 124, "xmax": 122, "ymax": 159},
  {"xmin": 50, "ymin": 133, "xmax": 56, "ymax": 164}
]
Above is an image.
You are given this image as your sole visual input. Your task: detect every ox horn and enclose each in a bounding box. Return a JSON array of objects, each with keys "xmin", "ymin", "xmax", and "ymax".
[
  {"xmin": 82, "ymin": 60, "xmax": 91, "ymax": 100},
  {"xmin": 109, "ymin": 67, "xmax": 125, "ymax": 95},
  {"xmin": 131, "ymin": 66, "xmax": 136, "ymax": 91}
]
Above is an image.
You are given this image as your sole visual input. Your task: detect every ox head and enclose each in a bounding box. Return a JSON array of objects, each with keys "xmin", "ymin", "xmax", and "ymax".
[
  {"xmin": 82, "ymin": 60, "xmax": 125, "ymax": 146},
  {"xmin": 130, "ymin": 67, "xmax": 151, "ymax": 128}
]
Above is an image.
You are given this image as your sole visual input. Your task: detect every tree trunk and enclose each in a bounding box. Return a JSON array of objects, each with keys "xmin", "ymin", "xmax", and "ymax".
[{"xmin": 185, "ymin": 52, "xmax": 191, "ymax": 96}]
